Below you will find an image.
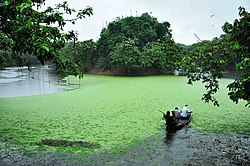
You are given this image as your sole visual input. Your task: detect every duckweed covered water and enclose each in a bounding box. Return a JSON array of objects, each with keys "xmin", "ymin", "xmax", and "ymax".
[{"xmin": 0, "ymin": 75, "xmax": 249, "ymax": 154}]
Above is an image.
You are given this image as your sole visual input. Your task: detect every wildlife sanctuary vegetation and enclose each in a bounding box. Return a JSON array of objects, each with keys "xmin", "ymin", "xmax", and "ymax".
[
  {"xmin": 57, "ymin": 6, "xmax": 250, "ymax": 107},
  {"xmin": 0, "ymin": 0, "xmax": 249, "ymax": 165}
]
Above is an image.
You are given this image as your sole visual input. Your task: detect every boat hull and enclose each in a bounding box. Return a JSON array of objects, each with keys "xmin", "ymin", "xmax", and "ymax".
[{"xmin": 167, "ymin": 113, "xmax": 192, "ymax": 132}]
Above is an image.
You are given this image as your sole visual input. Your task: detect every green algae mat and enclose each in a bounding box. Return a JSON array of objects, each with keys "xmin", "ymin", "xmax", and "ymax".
[{"xmin": 0, "ymin": 75, "xmax": 249, "ymax": 153}]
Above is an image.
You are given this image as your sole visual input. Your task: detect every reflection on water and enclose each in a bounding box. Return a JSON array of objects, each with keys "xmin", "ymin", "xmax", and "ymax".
[
  {"xmin": 163, "ymin": 125, "xmax": 191, "ymax": 144},
  {"xmin": 161, "ymin": 125, "xmax": 176, "ymax": 144},
  {"xmin": 0, "ymin": 65, "xmax": 66, "ymax": 98},
  {"xmin": 164, "ymin": 131, "xmax": 176, "ymax": 144}
]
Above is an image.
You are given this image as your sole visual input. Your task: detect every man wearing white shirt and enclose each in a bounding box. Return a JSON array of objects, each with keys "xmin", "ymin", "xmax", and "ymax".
[{"xmin": 181, "ymin": 104, "xmax": 191, "ymax": 119}]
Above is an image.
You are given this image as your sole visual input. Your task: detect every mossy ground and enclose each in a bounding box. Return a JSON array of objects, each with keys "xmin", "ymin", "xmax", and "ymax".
[{"xmin": 0, "ymin": 75, "xmax": 249, "ymax": 154}]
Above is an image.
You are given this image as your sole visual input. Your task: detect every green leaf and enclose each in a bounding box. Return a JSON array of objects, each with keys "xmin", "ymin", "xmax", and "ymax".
[
  {"xmin": 236, "ymin": 63, "xmax": 243, "ymax": 70},
  {"xmin": 42, "ymin": 45, "xmax": 50, "ymax": 52}
]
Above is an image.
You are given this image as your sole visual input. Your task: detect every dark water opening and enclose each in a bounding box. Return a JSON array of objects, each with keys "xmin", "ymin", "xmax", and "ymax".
[{"xmin": 0, "ymin": 65, "xmax": 66, "ymax": 98}]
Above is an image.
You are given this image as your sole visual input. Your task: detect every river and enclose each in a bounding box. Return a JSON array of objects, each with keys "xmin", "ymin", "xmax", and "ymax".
[{"xmin": 0, "ymin": 65, "xmax": 66, "ymax": 98}]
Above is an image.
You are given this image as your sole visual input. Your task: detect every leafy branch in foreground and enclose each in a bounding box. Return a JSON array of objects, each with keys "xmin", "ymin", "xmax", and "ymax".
[
  {"xmin": 181, "ymin": 7, "xmax": 250, "ymax": 107},
  {"xmin": 223, "ymin": 6, "xmax": 250, "ymax": 107},
  {"xmin": 0, "ymin": 0, "xmax": 93, "ymax": 75},
  {"xmin": 182, "ymin": 37, "xmax": 231, "ymax": 106}
]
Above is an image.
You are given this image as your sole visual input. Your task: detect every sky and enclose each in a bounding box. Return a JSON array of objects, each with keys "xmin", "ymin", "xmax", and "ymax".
[{"xmin": 43, "ymin": 0, "xmax": 250, "ymax": 45}]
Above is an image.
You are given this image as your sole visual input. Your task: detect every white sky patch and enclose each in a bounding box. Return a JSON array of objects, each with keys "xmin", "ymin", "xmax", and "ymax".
[{"xmin": 42, "ymin": 0, "xmax": 250, "ymax": 45}]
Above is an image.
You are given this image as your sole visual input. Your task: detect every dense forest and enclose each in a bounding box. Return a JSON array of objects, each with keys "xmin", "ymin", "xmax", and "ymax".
[{"xmin": 58, "ymin": 13, "xmax": 183, "ymax": 74}]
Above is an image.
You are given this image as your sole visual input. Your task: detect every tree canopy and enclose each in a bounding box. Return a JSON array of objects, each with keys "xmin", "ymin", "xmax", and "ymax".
[
  {"xmin": 0, "ymin": 0, "xmax": 92, "ymax": 74},
  {"xmin": 95, "ymin": 13, "xmax": 181, "ymax": 71},
  {"xmin": 59, "ymin": 40, "xmax": 97, "ymax": 72}
]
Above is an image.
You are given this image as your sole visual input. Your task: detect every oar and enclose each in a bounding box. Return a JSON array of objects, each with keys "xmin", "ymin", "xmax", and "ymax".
[
  {"xmin": 159, "ymin": 110, "xmax": 166, "ymax": 121},
  {"xmin": 158, "ymin": 110, "xmax": 165, "ymax": 114}
]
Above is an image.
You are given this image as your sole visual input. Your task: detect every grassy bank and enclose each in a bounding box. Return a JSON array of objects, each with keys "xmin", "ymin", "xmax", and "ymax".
[{"xmin": 0, "ymin": 75, "xmax": 249, "ymax": 153}]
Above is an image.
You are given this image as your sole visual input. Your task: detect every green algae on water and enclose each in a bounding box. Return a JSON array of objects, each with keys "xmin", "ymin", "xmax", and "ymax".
[{"xmin": 0, "ymin": 75, "xmax": 249, "ymax": 154}]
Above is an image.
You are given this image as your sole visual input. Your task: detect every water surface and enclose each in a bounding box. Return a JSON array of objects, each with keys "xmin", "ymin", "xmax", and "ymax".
[{"xmin": 0, "ymin": 66, "xmax": 66, "ymax": 98}]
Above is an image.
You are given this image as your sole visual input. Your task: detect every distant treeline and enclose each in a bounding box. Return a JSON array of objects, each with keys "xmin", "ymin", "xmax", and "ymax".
[
  {"xmin": 57, "ymin": 13, "xmax": 240, "ymax": 74},
  {"xmin": 0, "ymin": 50, "xmax": 41, "ymax": 69}
]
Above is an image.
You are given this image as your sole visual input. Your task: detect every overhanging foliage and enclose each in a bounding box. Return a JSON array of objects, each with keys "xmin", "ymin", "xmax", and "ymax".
[{"xmin": 0, "ymin": 0, "xmax": 92, "ymax": 75}]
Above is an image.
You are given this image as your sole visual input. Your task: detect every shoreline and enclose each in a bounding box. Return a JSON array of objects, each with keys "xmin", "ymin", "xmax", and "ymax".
[{"xmin": 1, "ymin": 128, "xmax": 249, "ymax": 166}]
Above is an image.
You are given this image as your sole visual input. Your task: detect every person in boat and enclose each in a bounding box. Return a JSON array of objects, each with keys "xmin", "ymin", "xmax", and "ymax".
[
  {"xmin": 174, "ymin": 107, "xmax": 181, "ymax": 119},
  {"xmin": 181, "ymin": 104, "xmax": 191, "ymax": 120},
  {"xmin": 173, "ymin": 107, "xmax": 181, "ymax": 123},
  {"xmin": 163, "ymin": 111, "xmax": 176, "ymax": 127}
]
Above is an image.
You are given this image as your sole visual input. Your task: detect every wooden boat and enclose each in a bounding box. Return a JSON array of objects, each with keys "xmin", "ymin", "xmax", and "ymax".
[{"xmin": 166, "ymin": 112, "xmax": 192, "ymax": 131}]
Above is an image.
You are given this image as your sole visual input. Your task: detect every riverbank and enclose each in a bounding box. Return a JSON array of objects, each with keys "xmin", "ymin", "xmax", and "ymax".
[
  {"xmin": 0, "ymin": 127, "xmax": 249, "ymax": 166},
  {"xmin": 185, "ymin": 129, "xmax": 250, "ymax": 166},
  {"xmin": 86, "ymin": 67, "xmax": 171, "ymax": 76}
]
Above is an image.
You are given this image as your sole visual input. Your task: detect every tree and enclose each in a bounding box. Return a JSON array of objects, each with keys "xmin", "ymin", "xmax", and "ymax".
[
  {"xmin": 142, "ymin": 37, "xmax": 183, "ymax": 70},
  {"xmin": 0, "ymin": 49, "xmax": 11, "ymax": 68},
  {"xmin": 181, "ymin": 7, "xmax": 250, "ymax": 107},
  {"xmin": 59, "ymin": 40, "xmax": 97, "ymax": 72},
  {"xmin": 0, "ymin": 0, "xmax": 92, "ymax": 75},
  {"xmin": 109, "ymin": 38, "xmax": 141, "ymax": 72},
  {"xmin": 96, "ymin": 13, "xmax": 174, "ymax": 70}
]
